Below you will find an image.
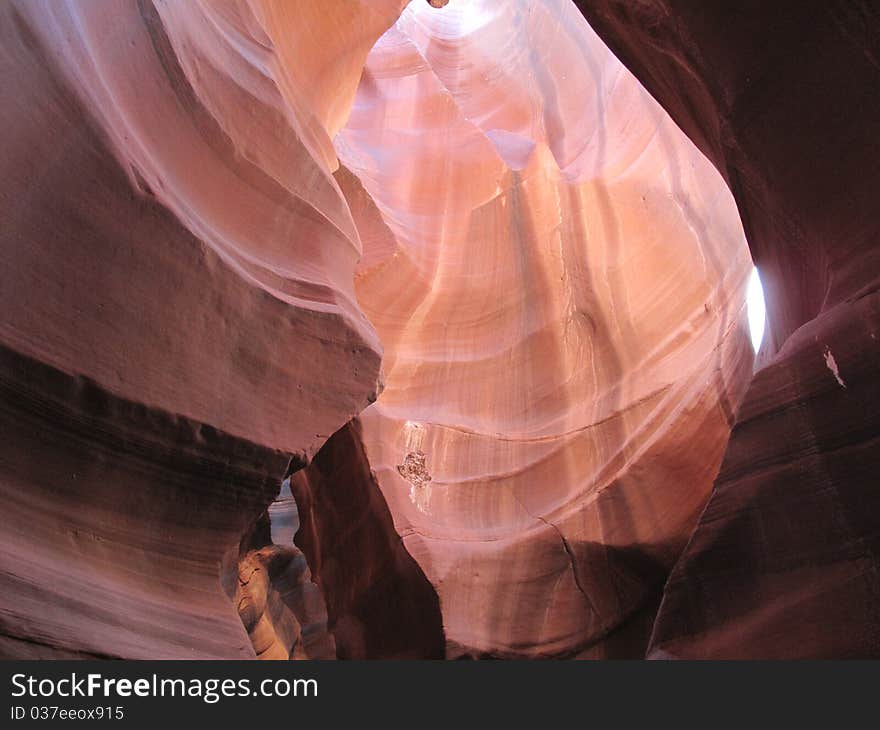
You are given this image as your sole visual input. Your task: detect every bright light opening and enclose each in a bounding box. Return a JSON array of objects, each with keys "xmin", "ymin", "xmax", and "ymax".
[
  {"xmin": 747, "ymin": 265, "xmax": 766, "ymax": 353},
  {"xmin": 410, "ymin": 0, "xmax": 495, "ymax": 36}
]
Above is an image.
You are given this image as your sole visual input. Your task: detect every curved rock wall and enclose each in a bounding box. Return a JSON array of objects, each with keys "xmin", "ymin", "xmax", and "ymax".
[
  {"xmin": 578, "ymin": 0, "xmax": 880, "ymax": 658},
  {"xmin": 236, "ymin": 491, "xmax": 336, "ymax": 660},
  {"xmin": 331, "ymin": 0, "xmax": 753, "ymax": 657},
  {"xmin": 290, "ymin": 420, "xmax": 446, "ymax": 659},
  {"xmin": 0, "ymin": 0, "xmax": 389, "ymax": 658},
  {"xmin": 4, "ymin": 0, "xmax": 872, "ymax": 660}
]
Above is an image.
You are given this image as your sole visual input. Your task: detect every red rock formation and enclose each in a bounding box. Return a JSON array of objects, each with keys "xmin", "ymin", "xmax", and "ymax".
[
  {"xmin": 578, "ymin": 0, "xmax": 880, "ymax": 658},
  {"xmin": 236, "ymin": 491, "xmax": 336, "ymax": 660},
  {"xmin": 290, "ymin": 420, "xmax": 445, "ymax": 659},
  {"xmin": 0, "ymin": 0, "xmax": 390, "ymax": 658},
  {"xmin": 330, "ymin": 0, "xmax": 753, "ymax": 657},
  {"xmin": 2, "ymin": 0, "xmax": 875, "ymax": 661}
]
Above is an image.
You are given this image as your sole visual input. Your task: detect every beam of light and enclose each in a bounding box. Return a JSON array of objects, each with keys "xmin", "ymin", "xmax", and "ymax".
[
  {"xmin": 747, "ymin": 265, "xmax": 766, "ymax": 353},
  {"xmin": 410, "ymin": 0, "xmax": 496, "ymax": 35}
]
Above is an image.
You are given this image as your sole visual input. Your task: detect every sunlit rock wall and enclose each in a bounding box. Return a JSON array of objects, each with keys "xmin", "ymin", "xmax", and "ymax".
[
  {"xmin": 331, "ymin": 0, "xmax": 753, "ymax": 658},
  {"xmin": 0, "ymin": 0, "xmax": 393, "ymax": 658},
  {"xmin": 579, "ymin": 0, "xmax": 880, "ymax": 658},
  {"xmin": 0, "ymin": 0, "xmax": 782, "ymax": 661}
]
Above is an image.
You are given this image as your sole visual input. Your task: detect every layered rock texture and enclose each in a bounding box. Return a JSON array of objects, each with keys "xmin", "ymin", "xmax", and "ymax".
[
  {"xmin": 333, "ymin": 0, "xmax": 752, "ymax": 657},
  {"xmin": 0, "ymin": 0, "xmax": 392, "ymax": 658},
  {"xmin": 578, "ymin": 0, "xmax": 880, "ymax": 659},
  {"xmin": 1, "ymin": 0, "xmax": 877, "ymax": 659},
  {"xmin": 235, "ymin": 482, "xmax": 336, "ymax": 659}
]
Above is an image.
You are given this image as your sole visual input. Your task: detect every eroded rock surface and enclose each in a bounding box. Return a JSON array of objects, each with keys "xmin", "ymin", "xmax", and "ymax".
[
  {"xmin": 3, "ymin": 0, "xmax": 875, "ymax": 660},
  {"xmin": 579, "ymin": 0, "xmax": 880, "ymax": 658},
  {"xmin": 333, "ymin": 0, "xmax": 753, "ymax": 657},
  {"xmin": 236, "ymin": 496, "xmax": 335, "ymax": 660},
  {"xmin": 0, "ymin": 0, "xmax": 389, "ymax": 658},
  {"xmin": 290, "ymin": 420, "xmax": 446, "ymax": 659}
]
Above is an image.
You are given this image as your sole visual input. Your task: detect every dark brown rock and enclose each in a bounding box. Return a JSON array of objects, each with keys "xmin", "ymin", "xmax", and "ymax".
[{"xmin": 577, "ymin": 0, "xmax": 880, "ymax": 658}]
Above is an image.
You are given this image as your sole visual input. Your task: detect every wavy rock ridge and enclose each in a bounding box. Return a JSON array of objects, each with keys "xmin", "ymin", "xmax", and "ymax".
[
  {"xmin": 329, "ymin": 0, "xmax": 752, "ymax": 657},
  {"xmin": 0, "ymin": 0, "xmax": 391, "ymax": 658},
  {"xmin": 2, "ymin": 0, "xmax": 876, "ymax": 659},
  {"xmin": 579, "ymin": 0, "xmax": 880, "ymax": 659}
]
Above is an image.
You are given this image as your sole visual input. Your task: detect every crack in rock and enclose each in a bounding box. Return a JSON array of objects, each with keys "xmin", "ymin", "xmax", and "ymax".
[{"xmin": 823, "ymin": 345, "xmax": 847, "ymax": 388}]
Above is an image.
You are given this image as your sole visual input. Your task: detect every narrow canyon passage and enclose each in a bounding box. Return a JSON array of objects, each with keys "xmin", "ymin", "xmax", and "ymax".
[
  {"xmin": 1, "ymin": 0, "xmax": 877, "ymax": 660},
  {"xmin": 326, "ymin": 0, "xmax": 753, "ymax": 657}
]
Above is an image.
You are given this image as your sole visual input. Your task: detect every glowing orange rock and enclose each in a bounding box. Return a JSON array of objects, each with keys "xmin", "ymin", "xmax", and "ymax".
[{"xmin": 333, "ymin": 0, "xmax": 753, "ymax": 657}]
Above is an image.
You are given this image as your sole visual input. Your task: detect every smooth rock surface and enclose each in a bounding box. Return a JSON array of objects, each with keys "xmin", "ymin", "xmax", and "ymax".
[
  {"xmin": 578, "ymin": 0, "xmax": 880, "ymax": 658},
  {"xmin": 236, "ymin": 501, "xmax": 336, "ymax": 660},
  {"xmin": 4, "ymin": 0, "xmax": 875, "ymax": 661},
  {"xmin": 333, "ymin": 0, "xmax": 753, "ymax": 657},
  {"xmin": 0, "ymin": 0, "xmax": 389, "ymax": 658}
]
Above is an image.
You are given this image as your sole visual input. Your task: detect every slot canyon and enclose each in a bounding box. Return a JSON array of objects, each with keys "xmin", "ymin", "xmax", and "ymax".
[{"xmin": 0, "ymin": 0, "xmax": 877, "ymax": 659}]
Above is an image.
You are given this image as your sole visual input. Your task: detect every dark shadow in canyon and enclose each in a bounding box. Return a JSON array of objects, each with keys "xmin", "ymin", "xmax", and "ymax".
[
  {"xmin": 235, "ymin": 492, "xmax": 337, "ymax": 659},
  {"xmin": 289, "ymin": 419, "xmax": 446, "ymax": 659},
  {"xmin": 577, "ymin": 0, "xmax": 880, "ymax": 658},
  {"xmin": 0, "ymin": 343, "xmax": 285, "ymax": 659}
]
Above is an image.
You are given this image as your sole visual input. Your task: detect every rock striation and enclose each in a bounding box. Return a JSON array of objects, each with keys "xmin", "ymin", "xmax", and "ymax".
[
  {"xmin": 579, "ymin": 0, "xmax": 880, "ymax": 658},
  {"xmin": 1, "ymin": 0, "xmax": 876, "ymax": 660},
  {"xmin": 330, "ymin": 0, "xmax": 753, "ymax": 657},
  {"xmin": 0, "ymin": 0, "xmax": 390, "ymax": 658}
]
